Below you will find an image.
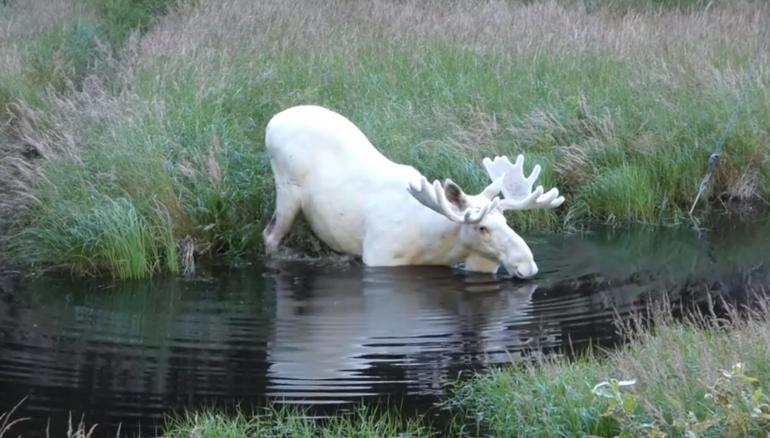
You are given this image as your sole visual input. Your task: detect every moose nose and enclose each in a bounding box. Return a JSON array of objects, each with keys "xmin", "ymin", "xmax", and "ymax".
[{"xmin": 515, "ymin": 262, "xmax": 538, "ymax": 279}]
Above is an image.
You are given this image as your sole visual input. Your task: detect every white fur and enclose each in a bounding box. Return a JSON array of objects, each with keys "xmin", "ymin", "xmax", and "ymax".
[{"xmin": 263, "ymin": 105, "xmax": 556, "ymax": 278}]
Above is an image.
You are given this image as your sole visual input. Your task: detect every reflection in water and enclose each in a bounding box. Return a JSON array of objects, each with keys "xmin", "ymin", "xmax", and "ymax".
[
  {"xmin": 0, "ymin": 220, "xmax": 769, "ymax": 436},
  {"xmin": 267, "ymin": 266, "xmax": 538, "ymax": 401}
]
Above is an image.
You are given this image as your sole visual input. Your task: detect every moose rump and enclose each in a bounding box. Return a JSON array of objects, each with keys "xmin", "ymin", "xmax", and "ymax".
[{"xmin": 263, "ymin": 105, "xmax": 406, "ymax": 256}]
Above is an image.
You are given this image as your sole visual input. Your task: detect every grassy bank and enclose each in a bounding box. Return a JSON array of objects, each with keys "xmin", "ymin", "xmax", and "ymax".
[
  {"xmin": 1, "ymin": 0, "xmax": 769, "ymax": 278},
  {"xmin": 450, "ymin": 299, "xmax": 770, "ymax": 437},
  {"xmin": 156, "ymin": 296, "xmax": 770, "ymax": 438}
]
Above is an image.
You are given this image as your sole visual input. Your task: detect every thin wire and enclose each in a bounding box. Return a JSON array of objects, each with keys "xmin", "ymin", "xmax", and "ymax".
[{"xmin": 688, "ymin": 16, "xmax": 770, "ymax": 217}]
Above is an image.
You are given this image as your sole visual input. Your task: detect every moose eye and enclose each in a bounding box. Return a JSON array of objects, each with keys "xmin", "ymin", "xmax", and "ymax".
[{"xmin": 479, "ymin": 226, "xmax": 489, "ymax": 235}]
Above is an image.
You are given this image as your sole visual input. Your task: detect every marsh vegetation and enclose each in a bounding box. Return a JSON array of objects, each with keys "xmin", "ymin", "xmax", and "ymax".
[{"xmin": 0, "ymin": 0, "xmax": 768, "ymax": 278}]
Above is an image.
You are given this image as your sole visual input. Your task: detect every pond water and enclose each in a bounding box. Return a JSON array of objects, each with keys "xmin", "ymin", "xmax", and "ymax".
[{"xmin": 1, "ymin": 219, "xmax": 769, "ymax": 437}]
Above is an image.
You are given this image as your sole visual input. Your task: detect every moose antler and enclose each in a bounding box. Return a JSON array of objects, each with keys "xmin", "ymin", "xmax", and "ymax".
[
  {"xmin": 408, "ymin": 178, "xmax": 499, "ymax": 224},
  {"xmin": 482, "ymin": 155, "xmax": 564, "ymax": 211}
]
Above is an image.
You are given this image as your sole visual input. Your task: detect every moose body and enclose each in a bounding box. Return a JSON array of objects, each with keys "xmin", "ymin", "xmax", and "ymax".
[{"xmin": 263, "ymin": 105, "xmax": 564, "ymax": 278}]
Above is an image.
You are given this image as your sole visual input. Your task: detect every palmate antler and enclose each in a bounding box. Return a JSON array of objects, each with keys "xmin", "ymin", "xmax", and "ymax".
[
  {"xmin": 482, "ymin": 155, "xmax": 564, "ymax": 210},
  {"xmin": 408, "ymin": 155, "xmax": 562, "ymax": 223},
  {"xmin": 408, "ymin": 178, "xmax": 500, "ymax": 224}
]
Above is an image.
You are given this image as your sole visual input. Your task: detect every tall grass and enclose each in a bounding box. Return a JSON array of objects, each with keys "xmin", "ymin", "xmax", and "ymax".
[
  {"xmin": 0, "ymin": 0, "xmax": 172, "ymax": 112},
  {"xmin": 14, "ymin": 194, "xmax": 177, "ymax": 279},
  {"xmin": 2, "ymin": 0, "xmax": 769, "ymax": 277},
  {"xmin": 0, "ymin": 0, "xmax": 178, "ymax": 276}
]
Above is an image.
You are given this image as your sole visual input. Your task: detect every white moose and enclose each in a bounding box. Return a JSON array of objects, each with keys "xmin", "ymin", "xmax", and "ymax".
[{"xmin": 263, "ymin": 106, "xmax": 564, "ymax": 278}]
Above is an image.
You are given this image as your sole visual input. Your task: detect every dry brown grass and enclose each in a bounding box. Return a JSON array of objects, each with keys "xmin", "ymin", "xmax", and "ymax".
[
  {"xmin": 139, "ymin": 0, "xmax": 768, "ymax": 78},
  {"xmin": 132, "ymin": 0, "xmax": 770, "ymax": 205},
  {"xmin": 0, "ymin": 0, "xmax": 82, "ymax": 75},
  {"xmin": 9, "ymin": 0, "xmax": 764, "ymax": 173},
  {"xmin": 0, "ymin": 0, "xmax": 89, "ymax": 231},
  {"xmin": 0, "ymin": 0, "xmax": 80, "ymax": 39}
]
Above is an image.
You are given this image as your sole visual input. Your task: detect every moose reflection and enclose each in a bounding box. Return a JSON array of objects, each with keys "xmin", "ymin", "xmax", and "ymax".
[
  {"xmin": 265, "ymin": 263, "xmax": 539, "ymax": 397},
  {"xmin": 1, "ymin": 220, "xmax": 768, "ymax": 435}
]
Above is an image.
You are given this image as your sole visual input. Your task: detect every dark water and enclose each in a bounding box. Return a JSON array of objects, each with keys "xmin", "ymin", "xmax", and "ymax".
[{"xmin": 1, "ymin": 220, "xmax": 770, "ymax": 437}]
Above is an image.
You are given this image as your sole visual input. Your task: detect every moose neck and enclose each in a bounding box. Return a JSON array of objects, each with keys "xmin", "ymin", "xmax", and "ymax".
[{"xmin": 407, "ymin": 209, "xmax": 497, "ymax": 272}]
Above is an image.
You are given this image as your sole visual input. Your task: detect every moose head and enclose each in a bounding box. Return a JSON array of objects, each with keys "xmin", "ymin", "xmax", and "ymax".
[{"xmin": 407, "ymin": 155, "xmax": 564, "ymax": 278}]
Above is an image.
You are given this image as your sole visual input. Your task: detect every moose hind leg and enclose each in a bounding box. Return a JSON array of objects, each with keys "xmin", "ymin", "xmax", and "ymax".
[{"xmin": 263, "ymin": 185, "xmax": 301, "ymax": 254}]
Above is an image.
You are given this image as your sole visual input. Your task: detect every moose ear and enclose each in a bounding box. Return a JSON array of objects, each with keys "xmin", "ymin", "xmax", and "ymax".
[{"xmin": 443, "ymin": 179, "xmax": 467, "ymax": 210}]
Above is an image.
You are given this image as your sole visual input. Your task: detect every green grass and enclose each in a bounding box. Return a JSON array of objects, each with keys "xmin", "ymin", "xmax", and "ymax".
[
  {"xmin": 450, "ymin": 362, "xmax": 616, "ymax": 437},
  {"xmin": 92, "ymin": 0, "xmax": 175, "ymax": 49},
  {"xmin": 2, "ymin": 0, "xmax": 770, "ymax": 278},
  {"xmin": 0, "ymin": 0, "xmax": 180, "ymax": 277},
  {"xmin": 162, "ymin": 405, "xmax": 434, "ymax": 438},
  {"xmin": 12, "ymin": 192, "xmax": 178, "ymax": 279},
  {"xmin": 23, "ymin": 18, "xmax": 102, "ymax": 93},
  {"xmin": 449, "ymin": 300, "xmax": 770, "ymax": 437}
]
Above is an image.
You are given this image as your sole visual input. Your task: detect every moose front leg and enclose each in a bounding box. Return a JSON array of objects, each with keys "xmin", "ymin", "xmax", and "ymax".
[
  {"xmin": 464, "ymin": 253, "xmax": 501, "ymax": 274},
  {"xmin": 263, "ymin": 184, "xmax": 301, "ymax": 254}
]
